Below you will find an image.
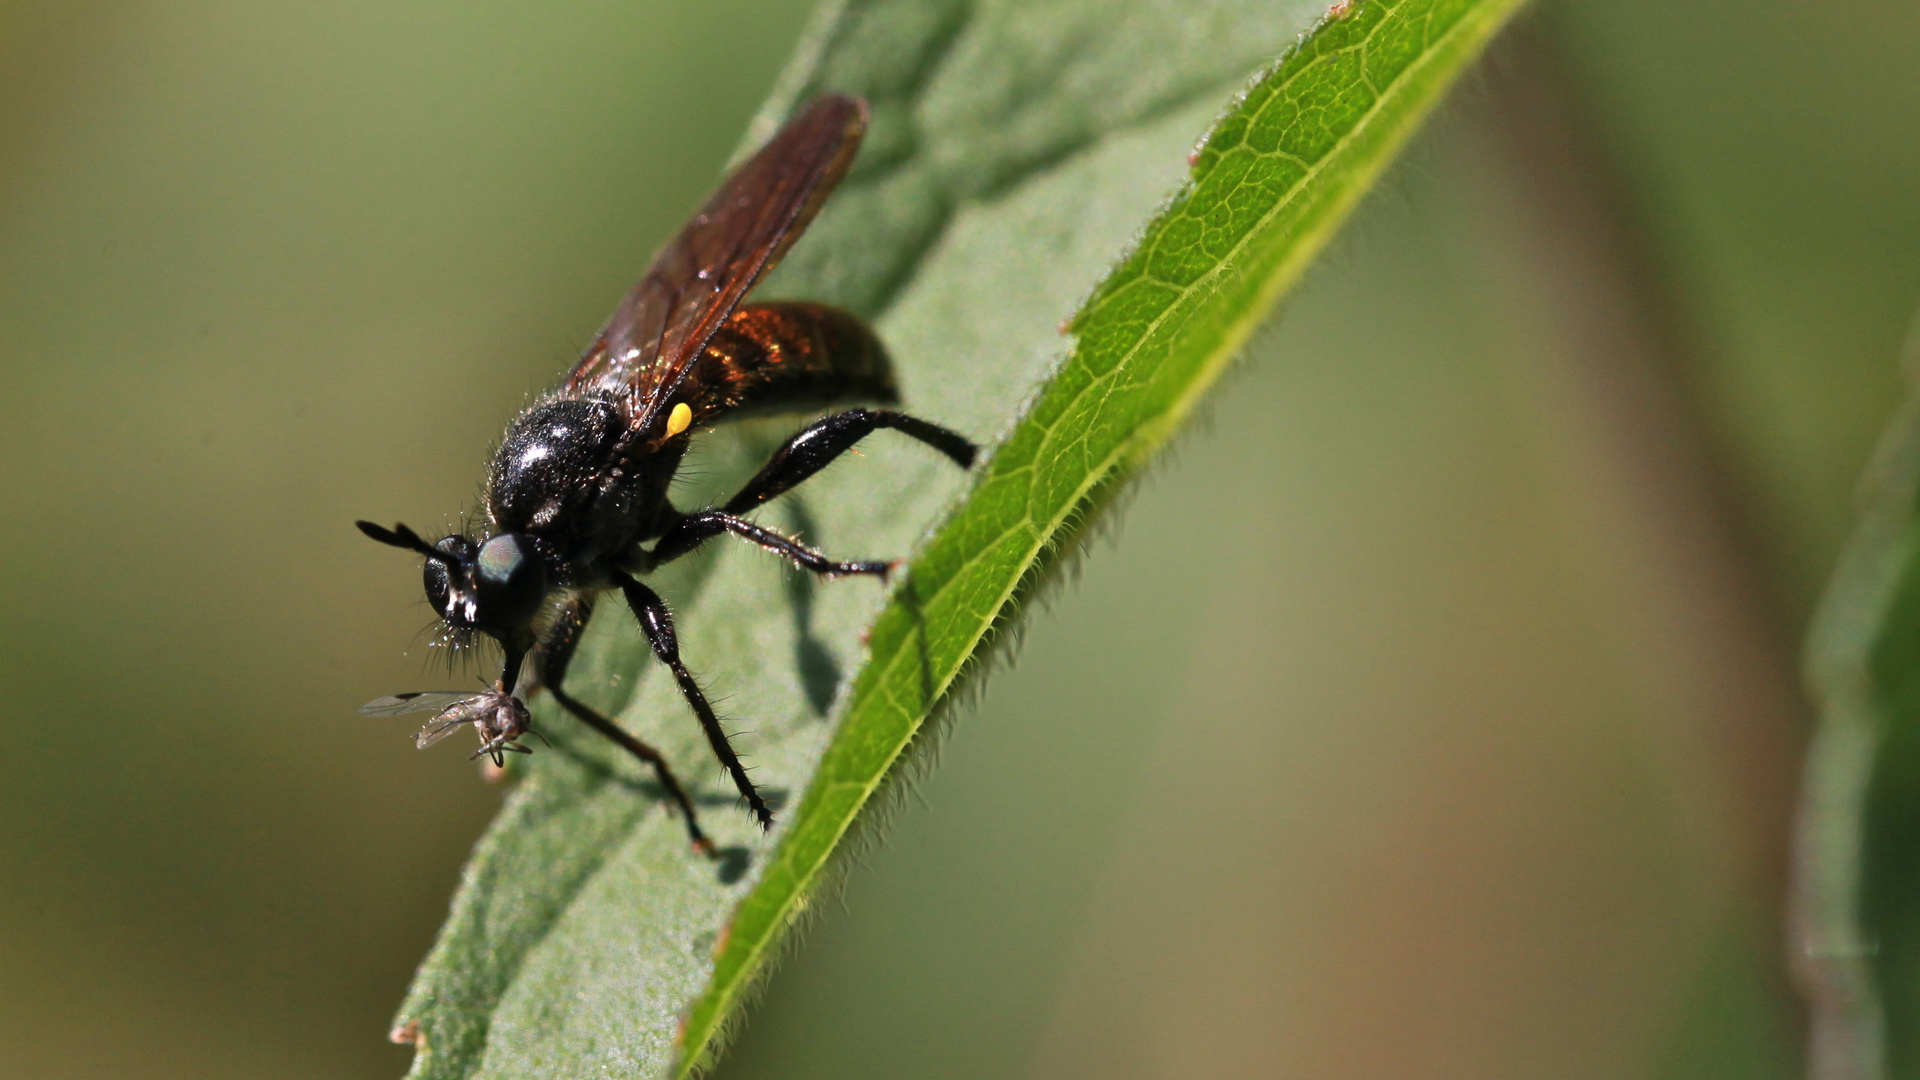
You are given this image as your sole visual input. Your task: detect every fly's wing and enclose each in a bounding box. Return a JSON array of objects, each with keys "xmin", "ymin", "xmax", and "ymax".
[
  {"xmin": 414, "ymin": 714, "xmax": 473, "ymax": 750},
  {"xmin": 564, "ymin": 94, "xmax": 868, "ymax": 436},
  {"xmin": 359, "ymin": 691, "xmax": 476, "ymax": 717}
]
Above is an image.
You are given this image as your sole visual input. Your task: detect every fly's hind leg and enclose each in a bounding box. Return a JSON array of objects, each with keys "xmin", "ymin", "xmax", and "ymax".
[
  {"xmin": 537, "ymin": 595, "xmax": 714, "ymax": 855},
  {"xmin": 645, "ymin": 408, "xmax": 976, "ymax": 572},
  {"xmin": 724, "ymin": 407, "xmax": 975, "ymax": 514}
]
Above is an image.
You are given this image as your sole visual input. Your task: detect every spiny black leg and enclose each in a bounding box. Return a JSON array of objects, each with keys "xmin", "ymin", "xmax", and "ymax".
[
  {"xmin": 722, "ymin": 408, "xmax": 976, "ymax": 515},
  {"xmin": 647, "ymin": 509, "xmax": 892, "ymax": 577},
  {"xmin": 613, "ymin": 570, "xmax": 774, "ymax": 830},
  {"xmin": 538, "ymin": 595, "xmax": 714, "ymax": 854},
  {"xmin": 643, "ymin": 408, "xmax": 974, "ymax": 573}
]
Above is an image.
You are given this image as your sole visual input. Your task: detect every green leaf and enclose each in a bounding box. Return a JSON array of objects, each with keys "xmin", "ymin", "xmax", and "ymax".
[
  {"xmin": 390, "ymin": 1, "xmax": 1529, "ymax": 1076},
  {"xmin": 1801, "ymin": 335, "xmax": 1920, "ymax": 1079}
]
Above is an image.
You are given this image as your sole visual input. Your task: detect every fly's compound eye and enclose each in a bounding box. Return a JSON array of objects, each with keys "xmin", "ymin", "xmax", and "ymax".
[
  {"xmin": 424, "ymin": 535, "xmax": 476, "ymax": 626},
  {"xmin": 472, "ymin": 532, "xmax": 547, "ymax": 632}
]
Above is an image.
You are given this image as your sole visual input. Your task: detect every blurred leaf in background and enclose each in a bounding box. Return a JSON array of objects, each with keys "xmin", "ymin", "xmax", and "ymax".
[{"xmin": 1, "ymin": 1, "xmax": 1918, "ymax": 1079}]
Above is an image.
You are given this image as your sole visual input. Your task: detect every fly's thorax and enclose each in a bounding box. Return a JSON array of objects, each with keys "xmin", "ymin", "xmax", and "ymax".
[{"xmin": 487, "ymin": 396, "xmax": 624, "ymax": 535}]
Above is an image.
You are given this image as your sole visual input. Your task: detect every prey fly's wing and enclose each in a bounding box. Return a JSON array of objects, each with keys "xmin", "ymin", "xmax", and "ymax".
[
  {"xmin": 564, "ymin": 94, "xmax": 867, "ymax": 436},
  {"xmin": 358, "ymin": 691, "xmax": 487, "ymax": 749},
  {"xmin": 413, "ymin": 714, "xmax": 472, "ymax": 750},
  {"xmin": 358, "ymin": 691, "xmax": 476, "ymax": 717}
]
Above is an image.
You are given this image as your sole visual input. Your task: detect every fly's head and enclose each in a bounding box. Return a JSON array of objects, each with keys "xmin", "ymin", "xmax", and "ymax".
[{"xmin": 356, "ymin": 521, "xmax": 549, "ymax": 648}]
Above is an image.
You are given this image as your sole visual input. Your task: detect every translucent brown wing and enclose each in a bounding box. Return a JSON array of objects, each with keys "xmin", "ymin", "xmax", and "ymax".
[{"xmin": 564, "ymin": 93, "xmax": 868, "ymax": 436}]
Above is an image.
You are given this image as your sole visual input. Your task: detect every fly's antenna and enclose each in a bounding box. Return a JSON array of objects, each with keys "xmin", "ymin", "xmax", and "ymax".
[{"xmin": 356, "ymin": 520, "xmax": 460, "ymax": 566}]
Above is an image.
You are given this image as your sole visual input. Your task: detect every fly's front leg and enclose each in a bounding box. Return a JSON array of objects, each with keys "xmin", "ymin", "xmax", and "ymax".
[
  {"xmin": 612, "ymin": 571, "xmax": 774, "ymax": 830},
  {"xmin": 538, "ymin": 595, "xmax": 713, "ymax": 855}
]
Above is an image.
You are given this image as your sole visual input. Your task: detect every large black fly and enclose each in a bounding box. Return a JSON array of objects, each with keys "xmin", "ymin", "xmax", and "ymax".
[{"xmin": 356, "ymin": 95, "xmax": 977, "ymax": 854}]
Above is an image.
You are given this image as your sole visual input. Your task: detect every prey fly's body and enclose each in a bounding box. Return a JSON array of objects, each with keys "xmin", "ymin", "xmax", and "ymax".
[{"xmin": 357, "ymin": 95, "xmax": 976, "ymax": 854}]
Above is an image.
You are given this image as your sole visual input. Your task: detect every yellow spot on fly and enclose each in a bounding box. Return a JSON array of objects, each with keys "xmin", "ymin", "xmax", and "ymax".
[{"xmin": 666, "ymin": 402, "xmax": 693, "ymax": 437}]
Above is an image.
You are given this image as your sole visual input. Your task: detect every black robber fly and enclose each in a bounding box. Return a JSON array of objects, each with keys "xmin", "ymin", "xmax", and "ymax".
[{"xmin": 357, "ymin": 94, "xmax": 976, "ymax": 854}]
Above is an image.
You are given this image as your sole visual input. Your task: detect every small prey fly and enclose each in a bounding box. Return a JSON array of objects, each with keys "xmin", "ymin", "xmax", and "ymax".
[{"xmin": 357, "ymin": 94, "xmax": 977, "ymax": 854}]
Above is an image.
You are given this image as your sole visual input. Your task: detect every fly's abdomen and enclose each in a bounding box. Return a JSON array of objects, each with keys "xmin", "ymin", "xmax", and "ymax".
[{"xmin": 683, "ymin": 301, "xmax": 898, "ymax": 425}]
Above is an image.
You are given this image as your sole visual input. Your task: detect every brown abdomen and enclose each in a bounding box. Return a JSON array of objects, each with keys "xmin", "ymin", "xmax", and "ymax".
[{"xmin": 684, "ymin": 302, "xmax": 898, "ymax": 424}]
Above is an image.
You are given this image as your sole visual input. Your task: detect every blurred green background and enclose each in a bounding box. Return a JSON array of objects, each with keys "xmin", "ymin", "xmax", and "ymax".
[{"xmin": 1, "ymin": 1, "xmax": 1915, "ymax": 1078}]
